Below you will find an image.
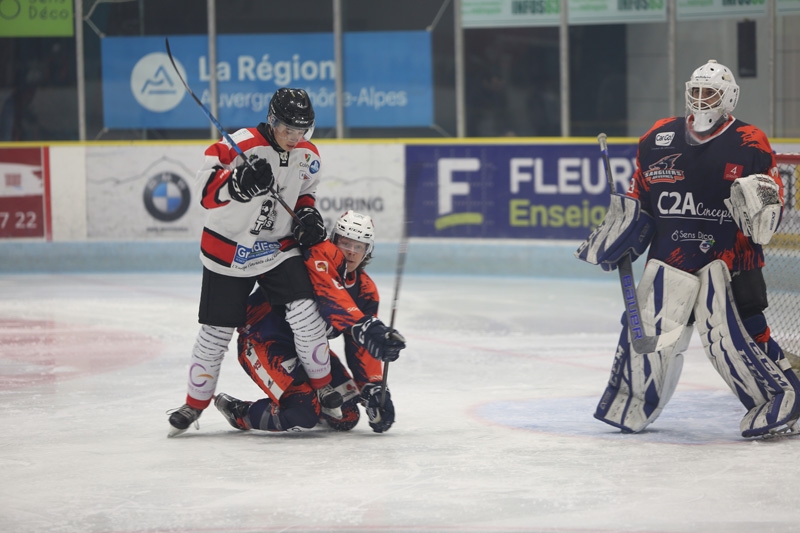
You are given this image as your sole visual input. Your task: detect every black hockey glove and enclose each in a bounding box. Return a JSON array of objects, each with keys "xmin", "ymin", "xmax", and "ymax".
[
  {"xmin": 360, "ymin": 383, "xmax": 394, "ymax": 433},
  {"xmin": 228, "ymin": 158, "xmax": 274, "ymax": 202},
  {"xmin": 292, "ymin": 206, "xmax": 327, "ymax": 248},
  {"xmin": 351, "ymin": 316, "xmax": 406, "ymax": 362}
]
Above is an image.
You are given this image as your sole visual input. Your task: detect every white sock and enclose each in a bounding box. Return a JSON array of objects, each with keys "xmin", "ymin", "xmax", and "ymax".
[
  {"xmin": 186, "ymin": 324, "xmax": 234, "ymax": 404},
  {"xmin": 285, "ymin": 298, "xmax": 330, "ymax": 387}
]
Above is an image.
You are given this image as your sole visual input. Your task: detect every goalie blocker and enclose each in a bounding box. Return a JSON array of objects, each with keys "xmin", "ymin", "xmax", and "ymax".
[{"xmin": 595, "ymin": 259, "xmax": 800, "ymax": 438}]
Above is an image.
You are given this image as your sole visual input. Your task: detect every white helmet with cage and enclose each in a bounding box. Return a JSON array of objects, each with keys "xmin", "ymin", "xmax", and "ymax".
[
  {"xmin": 333, "ymin": 210, "xmax": 375, "ymax": 256},
  {"xmin": 685, "ymin": 59, "xmax": 739, "ymax": 134}
]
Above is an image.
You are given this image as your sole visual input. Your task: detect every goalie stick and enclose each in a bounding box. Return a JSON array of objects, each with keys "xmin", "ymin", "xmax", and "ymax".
[
  {"xmin": 597, "ymin": 133, "xmax": 660, "ymax": 355},
  {"xmin": 164, "ymin": 38, "xmax": 304, "ymax": 228}
]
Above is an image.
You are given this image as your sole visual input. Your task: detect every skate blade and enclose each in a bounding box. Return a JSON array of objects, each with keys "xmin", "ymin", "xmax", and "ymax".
[
  {"xmin": 167, "ymin": 426, "xmax": 189, "ymax": 438},
  {"xmin": 321, "ymin": 406, "xmax": 343, "ymax": 420}
]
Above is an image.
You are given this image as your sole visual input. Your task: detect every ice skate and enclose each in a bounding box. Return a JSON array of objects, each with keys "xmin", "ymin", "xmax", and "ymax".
[
  {"xmin": 214, "ymin": 393, "xmax": 252, "ymax": 430},
  {"xmin": 167, "ymin": 404, "xmax": 202, "ymax": 437},
  {"xmin": 318, "ymin": 384, "xmax": 343, "ymax": 419}
]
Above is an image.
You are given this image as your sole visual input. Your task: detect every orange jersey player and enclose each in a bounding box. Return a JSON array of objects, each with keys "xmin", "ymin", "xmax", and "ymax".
[{"xmin": 214, "ymin": 211, "xmax": 406, "ymax": 433}]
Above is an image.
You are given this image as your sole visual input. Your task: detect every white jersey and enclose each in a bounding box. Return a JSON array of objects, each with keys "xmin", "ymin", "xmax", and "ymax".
[{"xmin": 195, "ymin": 126, "xmax": 322, "ymax": 277}]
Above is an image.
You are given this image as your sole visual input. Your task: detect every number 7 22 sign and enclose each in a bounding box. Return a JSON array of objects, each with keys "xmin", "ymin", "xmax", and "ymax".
[{"xmin": 0, "ymin": 147, "xmax": 51, "ymax": 240}]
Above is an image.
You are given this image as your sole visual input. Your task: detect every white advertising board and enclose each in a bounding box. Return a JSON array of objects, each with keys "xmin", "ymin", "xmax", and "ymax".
[
  {"xmin": 85, "ymin": 142, "xmax": 404, "ymax": 242},
  {"xmin": 316, "ymin": 142, "xmax": 405, "ymax": 241},
  {"xmin": 86, "ymin": 144, "xmax": 207, "ymax": 240}
]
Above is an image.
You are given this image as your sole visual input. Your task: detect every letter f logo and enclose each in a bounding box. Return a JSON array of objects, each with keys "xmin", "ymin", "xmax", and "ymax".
[{"xmin": 436, "ymin": 158, "xmax": 483, "ymax": 230}]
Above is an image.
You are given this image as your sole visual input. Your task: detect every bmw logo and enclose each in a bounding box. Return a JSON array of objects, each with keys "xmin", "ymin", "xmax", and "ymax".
[{"xmin": 143, "ymin": 172, "xmax": 191, "ymax": 222}]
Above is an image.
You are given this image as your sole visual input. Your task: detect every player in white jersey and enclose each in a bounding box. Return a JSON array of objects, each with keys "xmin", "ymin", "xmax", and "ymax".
[{"xmin": 167, "ymin": 88, "xmax": 341, "ymax": 436}]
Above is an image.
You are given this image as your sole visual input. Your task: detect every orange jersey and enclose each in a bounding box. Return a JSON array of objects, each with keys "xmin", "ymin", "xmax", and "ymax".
[
  {"xmin": 236, "ymin": 239, "xmax": 383, "ymax": 397},
  {"xmin": 304, "ymin": 240, "xmax": 383, "ymax": 387}
]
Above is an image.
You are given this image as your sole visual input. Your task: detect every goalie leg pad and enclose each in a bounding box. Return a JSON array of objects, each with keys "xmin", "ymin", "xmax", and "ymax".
[
  {"xmin": 594, "ymin": 323, "xmax": 690, "ymax": 433},
  {"xmin": 595, "ymin": 260, "xmax": 698, "ymax": 432},
  {"xmin": 693, "ymin": 260, "xmax": 800, "ymax": 437}
]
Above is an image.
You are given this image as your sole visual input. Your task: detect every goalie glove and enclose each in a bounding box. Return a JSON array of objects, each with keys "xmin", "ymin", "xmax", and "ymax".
[
  {"xmin": 228, "ymin": 158, "xmax": 274, "ymax": 202},
  {"xmin": 724, "ymin": 174, "xmax": 782, "ymax": 245},
  {"xmin": 360, "ymin": 383, "xmax": 395, "ymax": 433},
  {"xmin": 292, "ymin": 206, "xmax": 327, "ymax": 248},
  {"xmin": 575, "ymin": 193, "xmax": 655, "ymax": 271},
  {"xmin": 351, "ymin": 316, "xmax": 406, "ymax": 362}
]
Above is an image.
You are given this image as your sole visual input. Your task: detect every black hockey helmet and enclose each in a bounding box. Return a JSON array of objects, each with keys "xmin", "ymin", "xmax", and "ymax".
[{"xmin": 268, "ymin": 88, "xmax": 315, "ymax": 131}]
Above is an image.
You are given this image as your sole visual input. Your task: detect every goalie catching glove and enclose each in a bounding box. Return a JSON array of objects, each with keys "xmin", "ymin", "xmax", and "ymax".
[
  {"xmin": 360, "ymin": 383, "xmax": 395, "ymax": 433},
  {"xmin": 351, "ymin": 316, "xmax": 406, "ymax": 362},
  {"xmin": 228, "ymin": 158, "xmax": 274, "ymax": 202},
  {"xmin": 724, "ymin": 173, "xmax": 782, "ymax": 245},
  {"xmin": 575, "ymin": 193, "xmax": 655, "ymax": 271},
  {"xmin": 292, "ymin": 206, "xmax": 327, "ymax": 248}
]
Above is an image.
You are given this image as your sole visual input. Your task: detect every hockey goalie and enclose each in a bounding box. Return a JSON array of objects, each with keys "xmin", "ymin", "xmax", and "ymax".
[{"xmin": 576, "ymin": 59, "xmax": 800, "ymax": 438}]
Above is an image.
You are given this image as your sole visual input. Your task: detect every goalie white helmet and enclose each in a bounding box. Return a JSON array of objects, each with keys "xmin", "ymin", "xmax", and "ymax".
[
  {"xmin": 333, "ymin": 210, "xmax": 375, "ymax": 256},
  {"xmin": 685, "ymin": 59, "xmax": 739, "ymax": 134}
]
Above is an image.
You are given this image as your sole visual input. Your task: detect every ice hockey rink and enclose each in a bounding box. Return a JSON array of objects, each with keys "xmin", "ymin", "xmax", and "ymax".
[{"xmin": 2, "ymin": 244, "xmax": 800, "ymax": 533}]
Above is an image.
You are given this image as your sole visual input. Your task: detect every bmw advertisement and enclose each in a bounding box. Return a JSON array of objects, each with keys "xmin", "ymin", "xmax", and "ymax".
[
  {"xmin": 86, "ymin": 145, "xmax": 206, "ymax": 239},
  {"xmin": 100, "ymin": 32, "xmax": 433, "ymax": 130},
  {"xmin": 405, "ymin": 143, "xmax": 638, "ymax": 240}
]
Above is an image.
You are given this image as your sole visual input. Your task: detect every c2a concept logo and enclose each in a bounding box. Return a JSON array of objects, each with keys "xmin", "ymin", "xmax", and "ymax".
[
  {"xmin": 130, "ymin": 52, "xmax": 186, "ymax": 112},
  {"xmin": 435, "ymin": 158, "xmax": 483, "ymax": 230}
]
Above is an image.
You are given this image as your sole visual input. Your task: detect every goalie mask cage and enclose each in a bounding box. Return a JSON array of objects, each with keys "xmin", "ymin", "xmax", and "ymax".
[{"xmin": 764, "ymin": 153, "xmax": 800, "ymax": 358}]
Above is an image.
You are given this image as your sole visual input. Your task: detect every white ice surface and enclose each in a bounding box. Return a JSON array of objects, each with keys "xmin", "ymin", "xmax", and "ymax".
[{"xmin": 1, "ymin": 272, "xmax": 799, "ymax": 533}]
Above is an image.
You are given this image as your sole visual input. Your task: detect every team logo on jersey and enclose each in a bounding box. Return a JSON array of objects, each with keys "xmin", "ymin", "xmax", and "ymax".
[
  {"xmin": 644, "ymin": 154, "xmax": 685, "ymax": 183},
  {"xmin": 655, "ymin": 132, "xmax": 675, "ymax": 146},
  {"xmin": 314, "ymin": 260, "xmax": 329, "ymax": 273},
  {"xmin": 143, "ymin": 172, "xmax": 191, "ymax": 222},
  {"xmin": 723, "ymin": 163, "xmax": 743, "ymax": 181},
  {"xmin": 309, "ymin": 160, "xmax": 320, "ymax": 174},
  {"xmin": 250, "ymin": 198, "xmax": 276, "ymax": 235},
  {"xmin": 279, "ymin": 152, "xmax": 289, "ymax": 167}
]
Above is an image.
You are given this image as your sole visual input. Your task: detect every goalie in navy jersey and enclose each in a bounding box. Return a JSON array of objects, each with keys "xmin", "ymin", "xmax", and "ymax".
[
  {"xmin": 577, "ymin": 59, "xmax": 800, "ymax": 438},
  {"xmin": 214, "ymin": 210, "xmax": 406, "ymax": 434}
]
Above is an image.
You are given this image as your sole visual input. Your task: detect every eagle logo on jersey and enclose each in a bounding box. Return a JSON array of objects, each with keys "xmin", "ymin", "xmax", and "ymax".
[{"xmin": 644, "ymin": 154, "xmax": 685, "ymax": 184}]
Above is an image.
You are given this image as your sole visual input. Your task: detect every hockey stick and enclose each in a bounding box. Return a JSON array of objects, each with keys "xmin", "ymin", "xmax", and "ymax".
[
  {"xmin": 597, "ymin": 133, "xmax": 658, "ymax": 354},
  {"xmin": 378, "ymin": 219, "xmax": 411, "ymax": 412},
  {"xmin": 164, "ymin": 38, "xmax": 303, "ymax": 227}
]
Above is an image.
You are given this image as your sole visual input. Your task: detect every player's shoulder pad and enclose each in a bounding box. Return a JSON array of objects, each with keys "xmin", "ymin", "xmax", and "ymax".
[
  {"xmin": 295, "ymin": 140, "xmax": 320, "ymax": 157},
  {"xmin": 736, "ymin": 122, "xmax": 773, "ymax": 154},
  {"xmin": 204, "ymin": 128, "xmax": 264, "ymax": 165},
  {"xmin": 639, "ymin": 117, "xmax": 680, "ymax": 144}
]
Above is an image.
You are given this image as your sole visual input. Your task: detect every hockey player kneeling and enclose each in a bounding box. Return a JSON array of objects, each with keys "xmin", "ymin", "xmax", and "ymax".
[
  {"xmin": 214, "ymin": 211, "xmax": 404, "ymax": 434},
  {"xmin": 576, "ymin": 59, "xmax": 800, "ymax": 438}
]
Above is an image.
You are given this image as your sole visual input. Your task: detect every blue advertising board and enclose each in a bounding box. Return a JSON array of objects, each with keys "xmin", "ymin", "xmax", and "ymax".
[
  {"xmin": 405, "ymin": 143, "xmax": 639, "ymax": 240},
  {"xmin": 101, "ymin": 32, "xmax": 432, "ymax": 129}
]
